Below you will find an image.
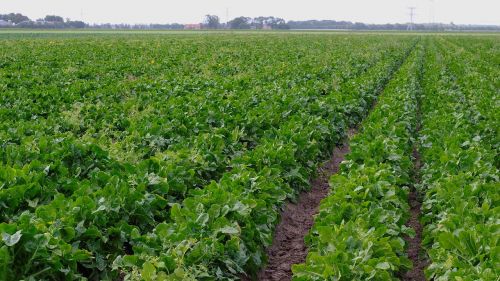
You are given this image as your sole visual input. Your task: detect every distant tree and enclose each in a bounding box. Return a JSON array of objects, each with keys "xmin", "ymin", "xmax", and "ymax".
[
  {"xmin": 204, "ymin": 14, "xmax": 220, "ymax": 29},
  {"xmin": 149, "ymin": 23, "xmax": 184, "ymax": 29},
  {"xmin": 67, "ymin": 20, "xmax": 86, "ymax": 28},
  {"xmin": 353, "ymin": 22, "xmax": 366, "ymax": 30},
  {"xmin": 246, "ymin": 16, "xmax": 289, "ymax": 29},
  {"xmin": 252, "ymin": 16, "xmax": 267, "ymax": 29},
  {"xmin": 229, "ymin": 17, "xmax": 251, "ymax": 29},
  {"xmin": 0, "ymin": 13, "xmax": 30, "ymax": 24},
  {"xmin": 266, "ymin": 17, "xmax": 289, "ymax": 29},
  {"xmin": 44, "ymin": 15, "xmax": 64, "ymax": 23}
]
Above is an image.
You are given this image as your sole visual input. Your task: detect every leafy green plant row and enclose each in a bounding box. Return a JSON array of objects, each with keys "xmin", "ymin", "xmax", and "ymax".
[
  {"xmin": 2, "ymin": 39, "xmax": 376, "ymax": 223},
  {"xmin": 418, "ymin": 39, "xmax": 499, "ymax": 280},
  {"xmin": 0, "ymin": 36, "xmax": 403, "ymax": 221},
  {"xmin": 108, "ymin": 42, "xmax": 417, "ymax": 281},
  {"xmin": 0, "ymin": 35, "xmax": 416, "ymax": 280},
  {"xmin": 442, "ymin": 35, "xmax": 500, "ymax": 67},
  {"xmin": 436, "ymin": 37, "xmax": 499, "ymax": 151},
  {"xmin": 291, "ymin": 43, "xmax": 423, "ymax": 280},
  {"xmin": 0, "ymin": 39, "xmax": 405, "ymax": 227},
  {"xmin": 0, "ymin": 36, "xmax": 395, "ymax": 163}
]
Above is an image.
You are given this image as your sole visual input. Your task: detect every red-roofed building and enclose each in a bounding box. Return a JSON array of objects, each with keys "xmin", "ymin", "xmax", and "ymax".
[{"xmin": 184, "ymin": 23, "xmax": 202, "ymax": 30}]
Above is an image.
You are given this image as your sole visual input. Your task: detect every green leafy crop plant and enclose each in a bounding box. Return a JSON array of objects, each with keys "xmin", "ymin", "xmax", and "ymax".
[
  {"xmin": 418, "ymin": 38, "xmax": 499, "ymax": 280},
  {"xmin": 0, "ymin": 33, "xmax": 414, "ymax": 280},
  {"xmin": 110, "ymin": 38, "xmax": 415, "ymax": 280},
  {"xmin": 292, "ymin": 43, "xmax": 423, "ymax": 281},
  {"xmin": 1, "ymin": 32, "xmax": 497, "ymax": 281}
]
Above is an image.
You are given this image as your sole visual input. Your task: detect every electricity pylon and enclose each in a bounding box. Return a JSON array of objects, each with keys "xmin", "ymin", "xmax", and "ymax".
[{"xmin": 407, "ymin": 7, "xmax": 416, "ymax": 30}]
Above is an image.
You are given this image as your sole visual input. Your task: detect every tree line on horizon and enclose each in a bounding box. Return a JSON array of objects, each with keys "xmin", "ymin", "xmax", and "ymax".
[
  {"xmin": 204, "ymin": 15, "xmax": 290, "ymax": 29},
  {"xmin": 0, "ymin": 13, "xmax": 86, "ymax": 28},
  {"xmin": 1, "ymin": 12, "xmax": 499, "ymax": 31}
]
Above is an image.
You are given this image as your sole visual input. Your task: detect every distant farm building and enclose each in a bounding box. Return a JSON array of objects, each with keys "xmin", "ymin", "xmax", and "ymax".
[{"xmin": 184, "ymin": 23, "xmax": 202, "ymax": 30}]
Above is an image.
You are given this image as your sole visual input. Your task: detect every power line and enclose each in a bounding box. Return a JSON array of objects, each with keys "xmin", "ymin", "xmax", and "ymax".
[{"xmin": 407, "ymin": 7, "xmax": 416, "ymax": 30}]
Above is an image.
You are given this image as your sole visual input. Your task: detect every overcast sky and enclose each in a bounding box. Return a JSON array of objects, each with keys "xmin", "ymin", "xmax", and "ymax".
[{"xmin": 1, "ymin": 0, "xmax": 499, "ymax": 25}]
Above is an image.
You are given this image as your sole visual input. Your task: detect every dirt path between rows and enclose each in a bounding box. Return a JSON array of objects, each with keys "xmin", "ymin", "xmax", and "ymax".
[
  {"xmin": 401, "ymin": 146, "xmax": 427, "ymax": 281},
  {"xmin": 401, "ymin": 55, "xmax": 428, "ymax": 280},
  {"xmin": 256, "ymin": 129, "xmax": 356, "ymax": 281}
]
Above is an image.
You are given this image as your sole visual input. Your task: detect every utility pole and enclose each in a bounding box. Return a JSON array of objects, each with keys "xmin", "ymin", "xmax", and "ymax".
[
  {"xmin": 407, "ymin": 7, "xmax": 416, "ymax": 30},
  {"xmin": 226, "ymin": 8, "xmax": 229, "ymax": 28}
]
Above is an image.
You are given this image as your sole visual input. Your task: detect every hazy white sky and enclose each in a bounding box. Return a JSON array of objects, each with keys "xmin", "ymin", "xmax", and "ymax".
[{"xmin": 1, "ymin": 0, "xmax": 499, "ymax": 25}]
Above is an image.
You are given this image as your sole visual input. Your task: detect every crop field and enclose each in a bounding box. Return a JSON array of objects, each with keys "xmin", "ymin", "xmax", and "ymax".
[{"xmin": 0, "ymin": 32, "xmax": 498, "ymax": 281}]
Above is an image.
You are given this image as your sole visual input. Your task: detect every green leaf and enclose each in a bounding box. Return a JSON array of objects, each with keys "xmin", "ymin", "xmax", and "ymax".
[
  {"xmin": 141, "ymin": 261, "xmax": 156, "ymax": 281},
  {"xmin": 219, "ymin": 226, "xmax": 240, "ymax": 235},
  {"xmin": 71, "ymin": 249, "xmax": 92, "ymax": 261},
  {"xmin": 2, "ymin": 230, "xmax": 22, "ymax": 247},
  {"xmin": 375, "ymin": 262, "xmax": 391, "ymax": 270},
  {"xmin": 196, "ymin": 213, "xmax": 209, "ymax": 226},
  {"xmin": 123, "ymin": 255, "xmax": 139, "ymax": 267},
  {"xmin": 438, "ymin": 232, "xmax": 457, "ymax": 250}
]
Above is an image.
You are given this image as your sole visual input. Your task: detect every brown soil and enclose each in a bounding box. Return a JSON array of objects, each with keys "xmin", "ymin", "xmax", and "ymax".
[
  {"xmin": 401, "ymin": 146, "xmax": 427, "ymax": 281},
  {"xmin": 256, "ymin": 137, "xmax": 353, "ymax": 281}
]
